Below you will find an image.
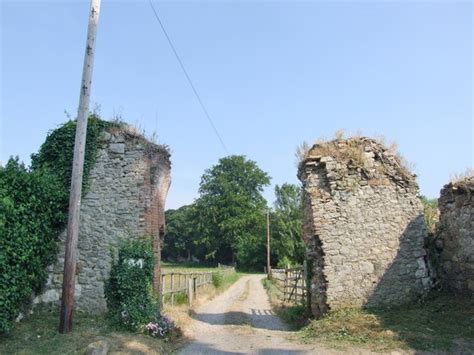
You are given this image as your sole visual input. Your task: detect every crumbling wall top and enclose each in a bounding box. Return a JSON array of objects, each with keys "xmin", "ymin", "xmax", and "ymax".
[{"xmin": 298, "ymin": 137, "xmax": 417, "ymax": 190}]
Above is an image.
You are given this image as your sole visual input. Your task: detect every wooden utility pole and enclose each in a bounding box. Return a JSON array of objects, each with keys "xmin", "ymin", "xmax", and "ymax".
[
  {"xmin": 59, "ymin": 0, "xmax": 101, "ymax": 334},
  {"xmin": 266, "ymin": 209, "xmax": 271, "ymax": 279}
]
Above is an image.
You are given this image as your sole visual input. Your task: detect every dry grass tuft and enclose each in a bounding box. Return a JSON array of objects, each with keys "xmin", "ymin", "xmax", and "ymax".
[
  {"xmin": 450, "ymin": 168, "xmax": 474, "ymax": 185},
  {"xmin": 295, "ymin": 141, "xmax": 311, "ymax": 167},
  {"xmin": 297, "ymin": 131, "xmax": 415, "ymax": 183}
]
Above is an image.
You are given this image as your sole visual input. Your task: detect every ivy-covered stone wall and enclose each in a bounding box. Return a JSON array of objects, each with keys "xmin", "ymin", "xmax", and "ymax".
[{"xmin": 35, "ymin": 128, "xmax": 171, "ymax": 312}]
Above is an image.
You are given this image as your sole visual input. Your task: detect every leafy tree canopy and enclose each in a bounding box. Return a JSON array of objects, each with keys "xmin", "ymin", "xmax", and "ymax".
[
  {"xmin": 194, "ymin": 155, "xmax": 270, "ymax": 269},
  {"xmin": 163, "ymin": 205, "xmax": 201, "ymax": 261},
  {"xmin": 271, "ymin": 183, "xmax": 305, "ymax": 267}
]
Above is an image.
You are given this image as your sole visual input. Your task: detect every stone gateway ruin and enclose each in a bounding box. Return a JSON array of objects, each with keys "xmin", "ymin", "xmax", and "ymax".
[
  {"xmin": 298, "ymin": 137, "xmax": 432, "ymax": 317},
  {"xmin": 35, "ymin": 127, "xmax": 171, "ymax": 312},
  {"xmin": 436, "ymin": 177, "xmax": 474, "ymax": 295}
]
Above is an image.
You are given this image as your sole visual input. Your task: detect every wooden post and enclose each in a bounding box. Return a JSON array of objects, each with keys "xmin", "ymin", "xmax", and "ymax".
[
  {"xmin": 170, "ymin": 273, "xmax": 175, "ymax": 306},
  {"xmin": 266, "ymin": 209, "xmax": 271, "ymax": 279},
  {"xmin": 161, "ymin": 274, "xmax": 166, "ymax": 305},
  {"xmin": 59, "ymin": 0, "xmax": 101, "ymax": 334},
  {"xmin": 154, "ymin": 225, "xmax": 165, "ymax": 306},
  {"xmin": 187, "ymin": 279, "xmax": 193, "ymax": 306}
]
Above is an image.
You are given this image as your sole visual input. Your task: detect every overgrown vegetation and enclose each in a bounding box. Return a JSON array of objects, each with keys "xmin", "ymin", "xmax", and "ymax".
[
  {"xmin": 450, "ymin": 167, "xmax": 474, "ymax": 185},
  {"xmin": 301, "ymin": 292, "xmax": 473, "ymax": 352},
  {"xmin": 0, "ymin": 159, "xmax": 65, "ymax": 332},
  {"xmin": 30, "ymin": 115, "xmax": 116, "ymax": 195},
  {"xmin": 297, "ymin": 131, "xmax": 414, "ymax": 183},
  {"xmin": 211, "ymin": 271, "xmax": 224, "ymax": 288},
  {"xmin": 0, "ymin": 115, "xmax": 114, "ymax": 333},
  {"xmin": 104, "ymin": 239, "xmax": 170, "ymax": 336},
  {"xmin": 420, "ymin": 195, "xmax": 438, "ymax": 235}
]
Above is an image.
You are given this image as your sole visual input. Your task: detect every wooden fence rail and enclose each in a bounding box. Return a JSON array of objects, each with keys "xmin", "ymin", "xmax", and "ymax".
[{"xmin": 160, "ymin": 266, "xmax": 235, "ymax": 306}]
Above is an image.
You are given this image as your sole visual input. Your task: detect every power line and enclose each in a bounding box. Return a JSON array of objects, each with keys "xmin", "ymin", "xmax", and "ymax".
[{"xmin": 148, "ymin": 0, "xmax": 229, "ymax": 155}]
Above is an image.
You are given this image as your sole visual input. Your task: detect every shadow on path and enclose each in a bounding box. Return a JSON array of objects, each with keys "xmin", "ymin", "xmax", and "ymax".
[
  {"xmin": 178, "ymin": 340, "xmax": 308, "ymax": 355},
  {"xmin": 190, "ymin": 308, "xmax": 288, "ymax": 331}
]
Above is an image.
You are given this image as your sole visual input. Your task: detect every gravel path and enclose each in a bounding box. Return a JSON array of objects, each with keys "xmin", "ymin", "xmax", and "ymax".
[{"xmin": 177, "ymin": 274, "xmax": 340, "ymax": 355}]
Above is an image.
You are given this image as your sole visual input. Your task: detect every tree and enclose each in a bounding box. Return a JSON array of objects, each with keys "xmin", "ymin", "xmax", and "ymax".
[
  {"xmin": 271, "ymin": 183, "xmax": 305, "ymax": 267},
  {"xmin": 163, "ymin": 205, "xmax": 201, "ymax": 261},
  {"xmin": 194, "ymin": 155, "xmax": 270, "ymax": 269}
]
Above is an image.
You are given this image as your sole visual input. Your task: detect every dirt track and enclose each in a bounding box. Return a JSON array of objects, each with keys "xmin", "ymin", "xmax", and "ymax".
[{"xmin": 177, "ymin": 274, "xmax": 337, "ymax": 355}]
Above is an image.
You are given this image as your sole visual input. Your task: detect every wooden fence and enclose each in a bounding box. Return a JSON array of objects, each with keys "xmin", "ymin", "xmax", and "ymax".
[
  {"xmin": 160, "ymin": 265, "xmax": 235, "ymax": 306},
  {"xmin": 271, "ymin": 262, "xmax": 309, "ymax": 306}
]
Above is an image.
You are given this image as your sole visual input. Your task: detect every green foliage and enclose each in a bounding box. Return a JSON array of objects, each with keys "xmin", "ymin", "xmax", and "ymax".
[
  {"xmin": 104, "ymin": 239, "xmax": 158, "ymax": 332},
  {"xmin": 163, "ymin": 205, "xmax": 201, "ymax": 261},
  {"xmin": 211, "ymin": 271, "xmax": 224, "ymax": 288},
  {"xmin": 0, "ymin": 115, "xmax": 113, "ymax": 332},
  {"xmin": 0, "ymin": 159, "xmax": 66, "ymax": 332},
  {"xmin": 276, "ymin": 256, "xmax": 293, "ymax": 269},
  {"xmin": 193, "ymin": 155, "xmax": 271, "ymax": 270},
  {"xmin": 271, "ymin": 183, "xmax": 305, "ymax": 266},
  {"xmin": 420, "ymin": 195, "xmax": 438, "ymax": 235},
  {"xmin": 31, "ymin": 115, "xmax": 114, "ymax": 197}
]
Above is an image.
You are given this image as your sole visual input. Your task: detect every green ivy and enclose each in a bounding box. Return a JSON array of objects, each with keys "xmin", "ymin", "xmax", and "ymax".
[
  {"xmin": 0, "ymin": 159, "xmax": 65, "ymax": 332},
  {"xmin": 104, "ymin": 239, "xmax": 159, "ymax": 331},
  {"xmin": 0, "ymin": 115, "xmax": 114, "ymax": 332},
  {"xmin": 31, "ymin": 115, "xmax": 116, "ymax": 198}
]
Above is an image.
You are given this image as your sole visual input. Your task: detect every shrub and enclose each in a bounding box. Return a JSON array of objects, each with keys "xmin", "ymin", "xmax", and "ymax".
[
  {"xmin": 104, "ymin": 239, "xmax": 159, "ymax": 331},
  {"xmin": 212, "ymin": 271, "xmax": 223, "ymax": 288},
  {"xmin": 0, "ymin": 159, "xmax": 66, "ymax": 332},
  {"xmin": 277, "ymin": 256, "xmax": 293, "ymax": 269}
]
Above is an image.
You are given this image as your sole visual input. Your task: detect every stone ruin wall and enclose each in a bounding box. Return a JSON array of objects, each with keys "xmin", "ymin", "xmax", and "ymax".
[
  {"xmin": 436, "ymin": 177, "xmax": 474, "ymax": 294},
  {"xmin": 35, "ymin": 128, "xmax": 171, "ymax": 312},
  {"xmin": 298, "ymin": 138, "xmax": 432, "ymax": 317}
]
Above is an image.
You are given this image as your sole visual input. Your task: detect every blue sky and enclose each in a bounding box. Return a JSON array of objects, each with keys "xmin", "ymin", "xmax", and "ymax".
[{"xmin": 1, "ymin": 0, "xmax": 472, "ymax": 209}]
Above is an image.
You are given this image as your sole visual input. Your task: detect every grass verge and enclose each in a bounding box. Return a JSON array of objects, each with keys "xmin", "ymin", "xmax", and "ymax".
[
  {"xmin": 0, "ymin": 304, "xmax": 183, "ymax": 355},
  {"xmin": 261, "ymin": 278, "xmax": 310, "ymax": 330},
  {"xmin": 262, "ymin": 278, "xmax": 473, "ymax": 353},
  {"xmin": 301, "ymin": 291, "xmax": 474, "ymax": 352}
]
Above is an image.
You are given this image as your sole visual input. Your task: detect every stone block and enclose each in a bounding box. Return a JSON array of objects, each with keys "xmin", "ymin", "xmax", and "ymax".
[{"xmin": 109, "ymin": 143, "xmax": 125, "ymax": 154}]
